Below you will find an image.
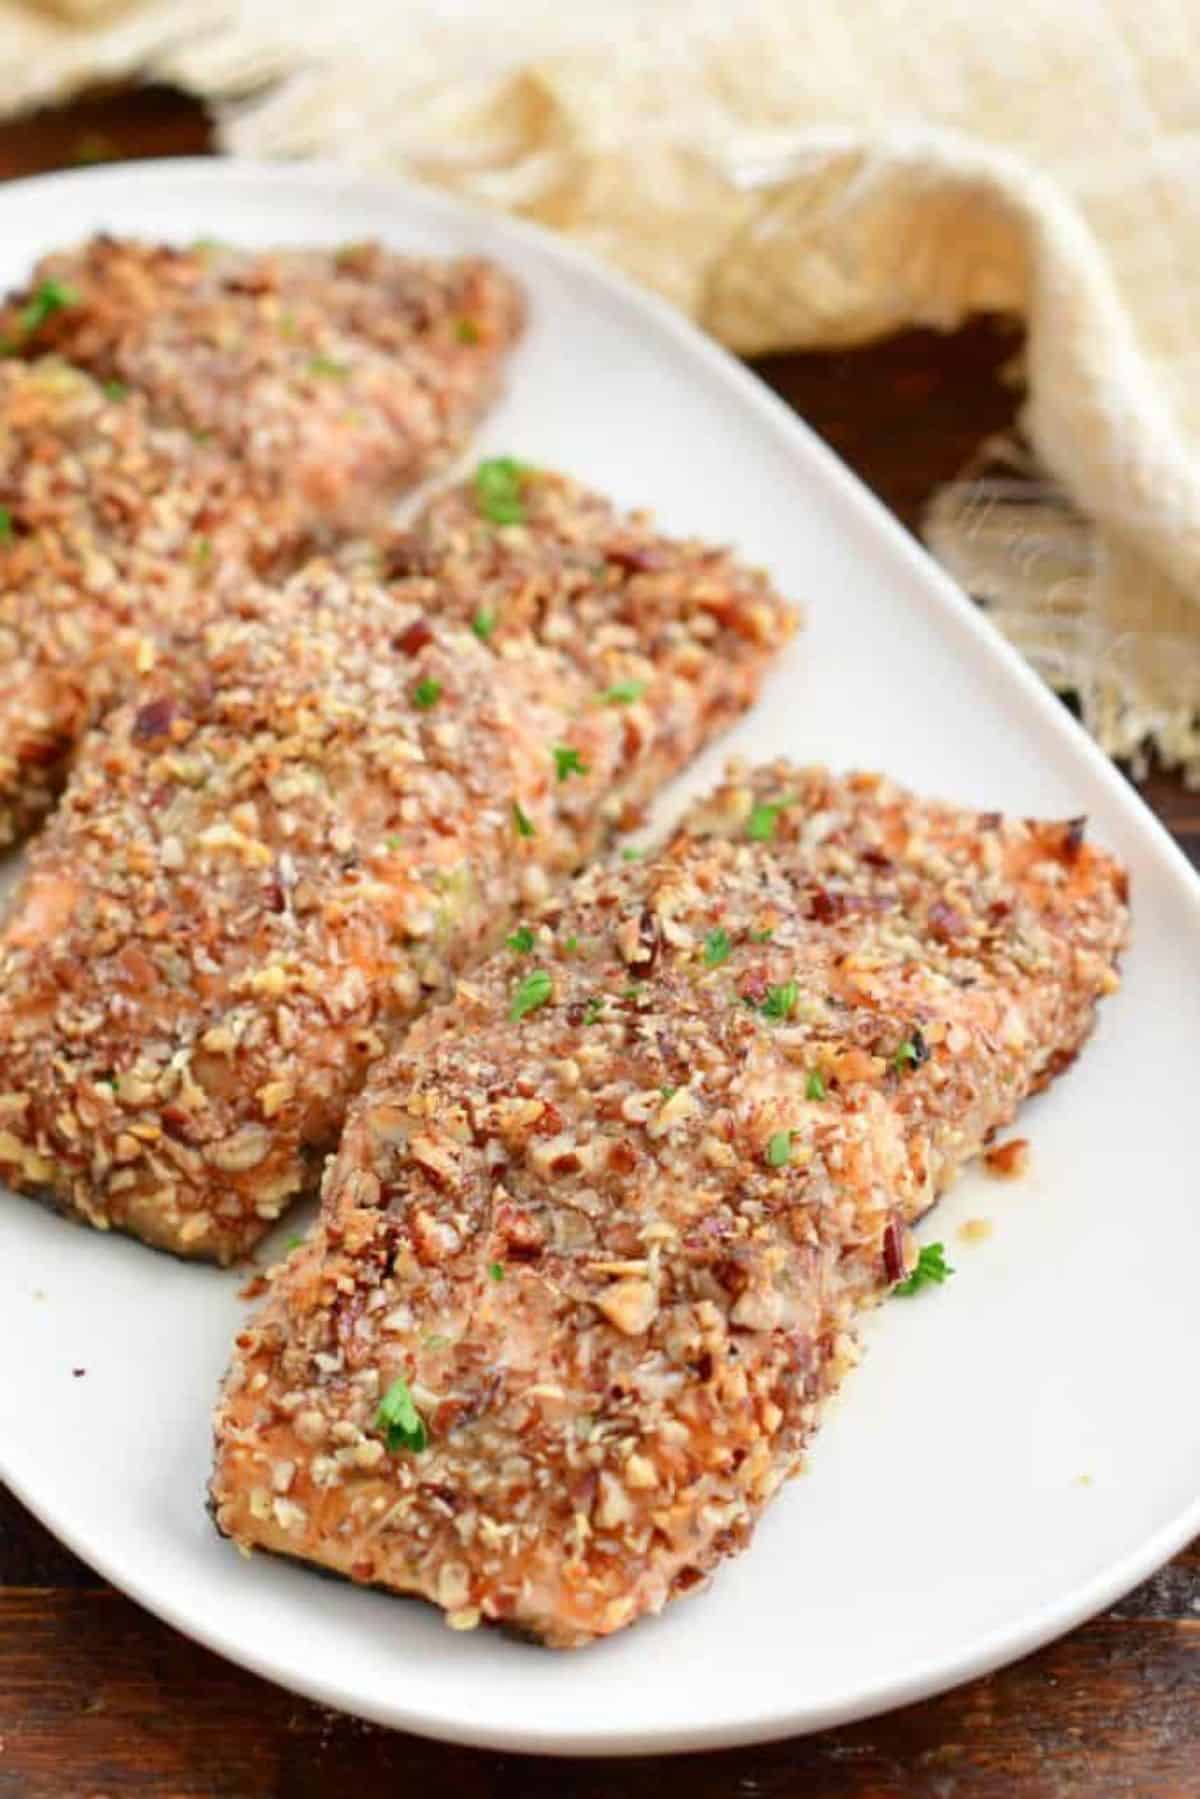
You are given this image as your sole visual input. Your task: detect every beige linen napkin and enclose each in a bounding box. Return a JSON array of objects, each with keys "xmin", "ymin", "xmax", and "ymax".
[{"xmin": 4, "ymin": 0, "xmax": 1200, "ymax": 775}]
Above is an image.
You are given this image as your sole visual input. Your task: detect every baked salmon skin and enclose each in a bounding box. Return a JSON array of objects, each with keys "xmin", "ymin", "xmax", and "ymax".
[
  {"xmin": 209, "ymin": 763, "xmax": 1129, "ymax": 1647},
  {"xmin": 0, "ymin": 357, "xmax": 307, "ymax": 846},
  {"xmin": 1, "ymin": 237, "xmax": 525, "ymax": 530},
  {"xmin": 0, "ymin": 508, "xmax": 796, "ymax": 1262}
]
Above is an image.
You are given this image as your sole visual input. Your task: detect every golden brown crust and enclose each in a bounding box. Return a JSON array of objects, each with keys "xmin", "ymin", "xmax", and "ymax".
[
  {"xmin": 0, "ymin": 486, "xmax": 796, "ymax": 1262},
  {"xmin": 2, "ymin": 237, "xmax": 525, "ymax": 529},
  {"xmin": 377, "ymin": 466, "xmax": 793, "ymax": 679},
  {"xmin": 0, "ymin": 358, "xmax": 305, "ymax": 845},
  {"xmin": 210, "ymin": 765, "xmax": 1128, "ymax": 1646}
]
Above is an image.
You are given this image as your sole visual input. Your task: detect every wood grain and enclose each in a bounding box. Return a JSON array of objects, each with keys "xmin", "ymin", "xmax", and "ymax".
[
  {"xmin": 2, "ymin": 1588, "xmax": 1200, "ymax": 1798},
  {"xmin": 0, "ymin": 83, "xmax": 1197, "ymax": 1798}
]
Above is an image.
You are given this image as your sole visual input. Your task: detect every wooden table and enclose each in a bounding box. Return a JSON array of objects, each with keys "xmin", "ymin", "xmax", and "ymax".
[{"xmin": 0, "ymin": 86, "xmax": 1196, "ymax": 1799}]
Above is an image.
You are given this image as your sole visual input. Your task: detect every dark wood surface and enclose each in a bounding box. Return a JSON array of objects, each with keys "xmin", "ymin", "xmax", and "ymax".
[{"xmin": 0, "ymin": 86, "xmax": 1196, "ymax": 1799}]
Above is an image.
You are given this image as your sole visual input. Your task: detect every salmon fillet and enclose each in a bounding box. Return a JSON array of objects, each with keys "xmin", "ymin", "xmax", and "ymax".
[
  {"xmin": 1, "ymin": 237, "xmax": 525, "ymax": 530},
  {"xmin": 209, "ymin": 764, "xmax": 1129, "ymax": 1645},
  {"xmin": 0, "ymin": 357, "xmax": 306, "ymax": 845},
  {"xmin": 375, "ymin": 463, "xmax": 792, "ymax": 688},
  {"xmin": 0, "ymin": 505, "xmax": 796, "ymax": 1262}
]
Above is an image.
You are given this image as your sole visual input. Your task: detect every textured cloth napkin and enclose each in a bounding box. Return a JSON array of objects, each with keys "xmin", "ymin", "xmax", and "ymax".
[{"xmin": 5, "ymin": 0, "xmax": 1200, "ymax": 776}]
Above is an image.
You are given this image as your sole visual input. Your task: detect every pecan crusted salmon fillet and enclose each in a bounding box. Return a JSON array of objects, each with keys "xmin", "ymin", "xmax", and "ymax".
[
  {"xmin": 2, "ymin": 237, "xmax": 525, "ymax": 529},
  {"xmin": 209, "ymin": 764, "xmax": 1129, "ymax": 1646},
  {"xmin": 0, "ymin": 523, "xmax": 796, "ymax": 1262},
  {"xmin": 375, "ymin": 463, "xmax": 791, "ymax": 745},
  {"xmin": 0, "ymin": 357, "xmax": 307, "ymax": 845}
]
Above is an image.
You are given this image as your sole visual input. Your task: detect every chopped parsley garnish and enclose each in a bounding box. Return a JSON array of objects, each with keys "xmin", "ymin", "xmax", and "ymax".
[
  {"xmin": 746, "ymin": 795, "xmax": 793, "ymax": 842},
  {"xmin": 806, "ymin": 1070, "xmax": 827, "ymax": 1101},
  {"xmin": 385, "ymin": 834, "xmax": 404, "ymax": 851},
  {"xmin": 704, "ymin": 927, "xmax": 732, "ymax": 967},
  {"xmin": 475, "ymin": 457, "xmax": 528, "ymax": 525},
  {"xmin": 510, "ymin": 968, "xmax": 552, "ymax": 1020},
  {"xmin": 582, "ymin": 996, "xmax": 605, "ymax": 1025},
  {"xmin": 751, "ymin": 927, "xmax": 775, "ymax": 943},
  {"xmin": 563, "ymin": 934, "xmax": 579, "ymax": 955},
  {"xmin": 375, "ymin": 1376, "xmax": 427, "ymax": 1454},
  {"xmin": 424, "ymin": 1332, "xmax": 451, "ymax": 1350},
  {"xmin": 893, "ymin": 1028, "xmax": 929, "ymax": 1074},
  {"xmin": 455, "ymin": 317, "xmax": 480, "ymax": 343},
  {"xmin": 471, "ymin": 608, "xmax": 496, "ymax": 641},
  {"xmin": 620, "ymin": 846, "xmax": 643, "ymax": 862},
  {"xmin": 598, "ymin": 679, "xmax": 646, "ymax": 706},
  {"xmin": 893, "ymin": 1241, "xmax": 953, "ymax": 1296},
  {"xmin": 766, "ymin": 1130, "xmax": 792, "ymax": 1168},
  {"xmin": 660, "ymin": 1084, "xmax": 677, "ymax": 1099},
  {"xmin": 488, "ymin": 1260, "xmax": 505, "ymax": 1282},
  {"xmin": 622, "ymin": 983, "xmax": 645, "ymax": 1001},
  {"xmin": 0, "ymin": 508, "xmax": 11, "ymax": 544},
  {"xmin": 15, "ymin": 277, "xmax": 78, "ymax": 340},
  {"xmin": 307, "ymin": 354, "xmax": 350, "ymax": 378},
  {"xmin": 284, "ymin": 1234, "xmax": 304, "ymax": 1251},
  {"xmin": 761, "ymin": 980, "xmax": 798, "ymax": 1021},
  {"xmin": 553, "ymin": 745, "xmax": 587, "ymax": 782},
  {"xmin": 512, "ymin": 800, "xmax": 536, "ymax": 839},
  {"xmin": 413, "ymin": 677, "xmax": 442, "ymax": 710},
  {"xmin": 192, "ymin": 536, "xmax": 212, "ymax": 566},
  {"xmin": 102, "ymin": 379, "xmax": 128, "ymax": 401},
  {"xmin": 506, "ymin": 926, "xmax": 535, "ymax": 954}
]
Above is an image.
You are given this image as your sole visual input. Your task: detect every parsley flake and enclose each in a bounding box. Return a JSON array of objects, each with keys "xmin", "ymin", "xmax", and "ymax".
[
  {"xmin": 563, "ymin": 934, "xmax": 580, "ymax": 955},
  {"xmin": 598, "ymin": 679, "xmax": 646, "ymax": 706},
  {"xmin": 751, "ymin": 927, "xmax": 775, "ymax": 943},
  {"xmin": 284, "ymin": 1234, "xmax": 304, "ymax": 1251},
  {"xmin": 747, "ymin": 795, "xmax": 793, "ymax": 842},
  {"xmin": 582, "ymin": 996, "xmax": 605, "ymax": 1025},
  {"xmin": 553, "ymin": 744, "xmax": 587, "ymax": 782},
  {"xmin": 0, "ymin": 508, "xmax": 11, "ymax": 544},
  {"xmin": 413, "ymin": 677, "xmax": 442, "ymax": 710},
  {"xmin": 506, "ymin": 926, "xmax": 535, "ymax": 954},
  {"xmin": 488, "ymin": 1260, "xmax": 505, "ymax": 1282},
  {"xmin": 16, "ymin": 277, "xmax": 78, "ymax": 341},
  {"xmin": 761, "ymin": 980, "xmax": 798, "ymax": 1021},
  {"xmin": 375, "ymin": 1376, "xmax": 427, "ymax": 1453},
  {"xmin": 893, "ymin": 1028, "xmax": 929, "ymax": 1074},
  {"xmin": 471, "ymin": 609, "xmax": 496, "ymax": 641},
  {"xmin": 512, "ymin": 800, "xmax": 536, "ymax": 839},
  {"xmin": 620, "ymin": 846, "xmax": 643, "ymax": 862},
  {"xmin": 510, "ymin": 968, "xmax": 552, "ymax": 1020},
  {"xmin": 766, "ymin": 1131, "xmax": 792, "ymax": 1168},
  {"xmin": 475, "ymin": 457, "xmax": 529, "ymax": 525},
  {"xmin": 704, "ymin": 927, "xmax": 731, "ymax": 967},
  {"xmin": 806, "ymin": 1070, "xmax": 827, "ymax": 1101},
  {"xmin": 307, "ymin": 354, "xmax": 350, "ymax": 378},
  {"xmin": 893, "ymin": 1241, "xmax": 954, "ymax": 1296},
  {"xmin": 455, "ymin": 317, "xmax": 480, "ymax": 344},
  {"xmin": 102, "ymin": 379, "xmax": 128, "ymax": 401}
]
